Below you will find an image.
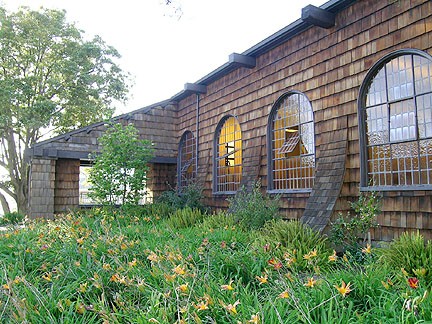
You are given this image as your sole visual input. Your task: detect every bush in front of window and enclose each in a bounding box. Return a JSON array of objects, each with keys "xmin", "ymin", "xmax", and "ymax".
[{"xmin": 227, "ymin": 180, "xmax": 281, "ymax": 230}]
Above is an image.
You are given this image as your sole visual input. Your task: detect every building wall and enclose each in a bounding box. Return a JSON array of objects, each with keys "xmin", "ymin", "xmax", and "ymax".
[
  {"xmin": 54, "ymin": 159, "xmax": 80, "ymax": 213},
  {"xmin": 29, "ymin": 158, "xmax": 56, "ymax": 219},
  {"xmin": 175, "ymin": 0, "xmax": 432, "ymax": 240}
]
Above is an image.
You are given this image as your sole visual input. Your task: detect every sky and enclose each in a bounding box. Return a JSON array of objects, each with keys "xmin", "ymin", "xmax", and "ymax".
[{"xmin": 1, "ymin": 0, "xmax": 325, "ymax": 115}]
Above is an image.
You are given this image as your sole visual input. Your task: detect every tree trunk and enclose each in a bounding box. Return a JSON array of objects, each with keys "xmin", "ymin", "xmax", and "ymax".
[{"xmin": 0, "ymin": 191, "xmax": 11, "ymax": 215}]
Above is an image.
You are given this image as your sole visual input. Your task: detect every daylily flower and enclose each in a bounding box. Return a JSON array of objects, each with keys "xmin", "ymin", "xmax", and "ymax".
[
  {"xmin": 102, "ymin": 263, "xmax": 111, "ymax": 270},
  {"xmin": 128, "ymin": 258, "xmax": 137, "ymax": 267},
  {"xmin": 304, "ymin": 277, "xmax": 317, "ymax": 288},
  {"xmin": 164, "ymin": 273, "xmax": 176, "ymax": 282},
  {"xmin": 361, "ymin": 244, "xmax": 372, "ymax": 254},
  {"xmin": 408, "ymin": 277, "xmax": 419, "ymax": 289},
  {"xmin": 268, "ymin": 258, "xmax": 283, "ymax": 270},
  {"xmin": 42, "ymin": 272, "xmax": 52, "ymax": 282},
  {"xmin": 256, "ymin": 274, "xmax": 268, "ymax": 285},
  {"xmin": 221, "ymin": 280, "xmax": 235, "ymax": 291},
  {"xmin": 334, "ymin": 280, "xmax": 352, "ymax": 297},
  {"xmin": 147, "ymin": 251, "xmax": 159, "ymax": 263},
  {"xmin": 248, "ymin": 313, "xmax": 260, "ymax": 323},
  {"xmin": 224, "ymin": 300, "xmax": 240, "ymax": 314},
  {"xmin": 178, "ymin": 283, "xmax": 188, "ymax": 293},
  {"xmin": 328, "ymin": 250, "xmax": 337, "ymax": 262},
  {"xmin": 173, "ymin": 265, "xmax": 186, "ymax": 276},
  {"xmin": 194, "ymin": 300, "xmax": 209, "ymax": 311},
  {"xmin": 278, "ymin": 290, "xmax": 290, "ymax": 299}
]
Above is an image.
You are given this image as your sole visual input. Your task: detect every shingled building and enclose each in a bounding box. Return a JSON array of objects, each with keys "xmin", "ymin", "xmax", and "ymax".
[{"xmin": 28, "ymin": 0, "xmax": 432, "ymax": 241}]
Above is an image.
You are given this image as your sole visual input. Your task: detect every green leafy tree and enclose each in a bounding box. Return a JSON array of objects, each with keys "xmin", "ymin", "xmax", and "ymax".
[
  {"xmin": 0, "ymin": 7, "xmax": 130, "ymax": 214},
  {"xmin": 88, "ymin": 123, "xmax": 154, "ymax": 206}
]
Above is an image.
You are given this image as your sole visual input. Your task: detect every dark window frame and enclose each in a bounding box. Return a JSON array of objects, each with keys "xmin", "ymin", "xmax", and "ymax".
[
  {"xmin": 177, "ymin": 130, "xmax": 196, "ymax": 190},
  {"xmin": 267, "ymin": 90, "xmax": 316, "ymax": 193},
  {"xmin": 358, "ymin": 49, "xmax": 432, "ymax": 191}
]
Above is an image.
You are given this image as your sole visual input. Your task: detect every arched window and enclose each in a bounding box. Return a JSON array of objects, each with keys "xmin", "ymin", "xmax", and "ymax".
[
  {"xmin": 268, "ymin": 91, "xmax": 315, "ymax": 191},
  {"xmin": 178, "ymin": 131, "xmax": 196, "ymax": 190},
  {"xmin": 359, "ymin": 49, "xmax": 432, "ymax": 189},
  {"xmin": 214, "ymin": 116, "xmax": 242, "ymax": 193}
]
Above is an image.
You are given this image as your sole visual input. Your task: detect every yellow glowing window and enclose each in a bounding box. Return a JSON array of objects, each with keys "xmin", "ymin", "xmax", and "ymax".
[{"xmin": 214, "ymin": 116, "xmax": 242, "ymax": 193}]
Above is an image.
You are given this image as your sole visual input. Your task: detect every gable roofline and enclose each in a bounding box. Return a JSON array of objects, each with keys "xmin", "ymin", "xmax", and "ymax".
[
  {"xmin": 171, "ymin": 0, "xmax": 356, "ymax": 102},
  {"xmin": 32, "ymin": 98, "xmax": 175, "ymax": 148}
]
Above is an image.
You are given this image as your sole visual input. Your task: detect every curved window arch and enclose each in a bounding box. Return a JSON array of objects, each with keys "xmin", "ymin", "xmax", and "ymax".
[
  {"xmin": 268, "ymin": 91, "xmax": 315, "ymax": 192},
  {"xmin": 214, "ymin": 115, "xmax": 242, "ymax": 193},
  {"xmin": 178, "ymin": 130, "xmax": 196, "ymax": 190},
  {"xmin": 359, "ymin": 49, "xmax": 432, "ymax": 189}
]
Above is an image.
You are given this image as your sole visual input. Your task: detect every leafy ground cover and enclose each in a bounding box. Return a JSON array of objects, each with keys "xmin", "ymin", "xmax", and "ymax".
[{"xmin": 0, "ymin": 207, "xmax": 431, "ymax": 323}]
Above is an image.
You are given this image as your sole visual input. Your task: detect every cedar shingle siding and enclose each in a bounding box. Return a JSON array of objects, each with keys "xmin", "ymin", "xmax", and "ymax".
[{"xmin": 28, "ymin": 0, "xmax": 432, "ymax": 240}]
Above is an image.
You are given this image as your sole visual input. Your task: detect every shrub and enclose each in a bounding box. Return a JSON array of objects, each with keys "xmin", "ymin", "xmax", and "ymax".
[
  {"xmin": 200, "ymin": 211, "xmax": 236, "ymax": 231},
  {"xmin": 256, "ymin": 219, "xmax": 331, "ymax": 270},
  {"xmin": 156, "ymin": 182, "xmax": 206, "ymax": 212},
  {"xmin": 88, "ymin": 123, "xmax": 154, "ymax": 205},
  {"xmin": 227, "ymin": 181, "xmax": 280, "ymax": 230},
  {"xmin": 330, "ymin": 191, "xmax": 380, "ymax": 256},
  {"xmin": 166, "ymin": 207, "xmax": 206, "ymax": 229},
  {"xmin": 379, "ymin": 231, "xmax": 432, "ymax": 284},
  {"xmin": 0, "ymin": 211, "xmax": 26, "ymax": 225}
]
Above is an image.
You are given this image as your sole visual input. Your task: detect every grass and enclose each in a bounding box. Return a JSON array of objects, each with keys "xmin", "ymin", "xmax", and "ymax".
[{"xmin": 0, "ymin": 207, "xmax": 431, "ymax": 323}]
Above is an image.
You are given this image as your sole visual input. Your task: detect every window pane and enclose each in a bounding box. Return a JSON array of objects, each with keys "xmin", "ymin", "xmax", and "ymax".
[
  {"xmin": 419, "ymin": 139, "xmax": 432, "ymax": 184},
  {"xmin": 179, "ymin": 131, "xmax": 196, "ymax": 189},
  {"xmin": 366, "ymin": 105, "xmax": 388, "ymax": 145},
  {"xmin": 216, "ymin": 117, "xmax": 242, "ymax": 192},
  {"xmin": 271, "ymin": 92, "xmax": 315, "ymax": 190},
  {"xmin": 389, "ymin": 99, "xmax": 416, "ymax": 142},
  {"xmin": 368, "ymin": 145, "xmax": 392, "ymax": 186},
  {"xmin": 414, "ymin": 55, "xmax": 432, "ymax": 95},
  {"xmin": 417, "ymin": 93, "xmax": 432, "ymax": 139},
  {"xmin": 386, "ymin": 55, "xmax": 414, "ymax": 101},
  {"xmin": 366, "ymin": 68, "xmax": 387, "ymax": 107},
  {"xmin": 79, "ymin": 166, "xmax": 96, "ymax": 205},
  {"xmin": 391, "ymin": 141, "xmax": 420, "ymax": 185}
]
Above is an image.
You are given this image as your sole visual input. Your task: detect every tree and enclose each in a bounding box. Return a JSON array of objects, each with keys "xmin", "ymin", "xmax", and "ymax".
[
  {"xmin": 0, "ymin": 7, "xmax": 130, "ymax": 214},
  {"xmin": 88, "ymin": 123, "xmax": 154, "ymax": 206}
]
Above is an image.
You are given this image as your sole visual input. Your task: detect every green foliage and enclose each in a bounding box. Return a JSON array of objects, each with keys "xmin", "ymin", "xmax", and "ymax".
[
  {"xmin": 200, "ymin": 211, "xmax": 236, "ymax": 231},
  {"xmin": 227, "ymin": 181, "xmax": 280, "ymax": 230},
  {"xmin": 0, "ymin": 6, "xmax": 130, "ymax": 214},
  {"xmin": 88, "ymin": 123, "xmax": 154, "ymax": 205},
  {"xmin": 156, "ymin": 182, "xmax": 206, "ymax": 212},
  {"xmin": 166, "ymin": 207, "xmax": 206, "ymax": 229},
  {"xmin": 0, "ymin": 211, "xmax": 26, "ymax": 225},
  {"xmin": 330, "ymin": 191, "xmax": 380, "ymax": 255},
  {"xmin": 1, "ymin": 210, "xmax": 432, "ymax": 323},
  {"xmin": 379, "ymin": 231, "xmax": 432, "ymax": 284}
]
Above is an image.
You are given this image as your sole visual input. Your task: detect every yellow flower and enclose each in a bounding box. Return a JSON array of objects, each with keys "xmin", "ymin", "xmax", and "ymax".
[
  {"xmin": 110, "ymin": 273, "xmax": 121, "ymax": 282},
  {"xmin": 278, "ymin": 290, "xmax": 290, "ymax": 299},
  {"xmin": 76, "ymin": 237, "xmax": 84, "ymax": 245},
  {"xmin": 148, "ymin": 318, "xmax": 160, "ymax": 323},
  {"xmin": 79, "ymin": 282, "xmax": 88, "ymax": 293},
  {"xmin": 221, "ymin": 280, "xmax": 234, "ymax": 291},
  {"xmin": 147, "ymin": 251, "xmax": 159, "ymax": 262},
  {"xmin": 343, "ymin": 254, "xmax": 349, "ymax": 262},
  {"xmin": 256, "ymin": 274, "xmax": 268, "ymax": 285},
  {"xmin": 42, "ymin": 272, "xmax": 52, "ymax": 282},
  {"xmin": 361, "ymin": 244, "xmax": 372, "ymax": 254},
  {"xmin": 194, "ymin": 300, "xmax": 209, "ymax": 311},
  {"xmin": 120, "ymin": 243, "xmax": 127, "ymax": 250},
  {"xmin": 224, "ymin": 300, "xmax": 240, "ymax": 314},
  {"xmin": 102, "ymin": 263, "xmax": 111, "ymax": 271},
  {"xmin": 303, "ymin": 249, "xmax": 318, "ymax": 260},
  {"xmin": 74, "ymin": 261, "xmax": 81, "ymax": 267},
  {"xmin": 164, "ymin": 273, "xmax": 176, "ymax": 282},
  {"xmin": 128, "ymin": 258, "xmax": 137, "ymax": 267},
  {"xmin": 248, "ymin": 313, "xmax": 260, "ymax": 323},
  {"xmin": 328, "ymin": 250, "xmax": 337, "ymax": 262},
  {"xmin": 304, "ymin": 277, "xmax": 317, "ymax": 288},
  {"xmin": 173, "ymin": 265, "xmax": 186, "ymax": 276},
  {"xmin": 334, "ymin": 280, "xmax": 352, "ymax": 297},
  {"xmin": 178, "ymin": 283, "xmax": 188, "ymax": 293},
  {"xmin": 2, "ymin": 283, "xmax": 10, "ymax": 290}
]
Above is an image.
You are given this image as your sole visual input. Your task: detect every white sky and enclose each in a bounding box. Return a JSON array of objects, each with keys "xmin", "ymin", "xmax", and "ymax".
[{"xmin": 1, "ymin": 0, "xmax": 325, "ymax": 115}]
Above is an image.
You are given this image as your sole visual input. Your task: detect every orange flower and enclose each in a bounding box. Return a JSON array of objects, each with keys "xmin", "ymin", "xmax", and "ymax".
[
  {"xmin": 128, "ymin": 258, "xmax": 137, "ymax": 267},
  {"xmin": 408, "ymin": 277, "xmax": 419, "ymax": 289},
  {"xmin": 328, "ymin": 250, "xmax": 337, "ymax": 262},
  {"xmin": 361, "ymin": 244, "xmax": 372, "ymax": 254},
  {"xmin": 147, "ymin": 251, "xmax": 159, "ymax": 263},
  {"xmin": 173, "ymin": 265, "xmax": 186, "ymax": 276},
  {"xmin": 221, "ymin": 280, "xmax": 234, "ymax": 291},
  {"xmin": 334, "ymin": 280, "xmax": 352, "ymax": 297},
  {"xmin": 256, "ymin": 274, "xmax": 268, "ymax": 285},
  {"xmin": 268, "ymin": 258, "xmax": 283, "ymax": 270},
  {"xmin": 223, "ymin": 300, "xmax": 240, "ymax": 314},
  {"xmin": 178, "ymin": 283, "xmax": 188, "ymax": 293},
  {"xmin": 194, "ymin": 300, "xmax": 209, "ymax": 311},
  {"xmin": 304, "ymin": 277, "xmax": 317, "ymax": 288},
  {"xmin": 102, "ymin": 263, "xmax": 111, "ymax": 271},
  {"xmin": 248, "ymin": 313, "xmax": 260, "ymax": 323},
  {"xmin": 278, "ymin": 290, "xmax": 290, "ymax": 299}
]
